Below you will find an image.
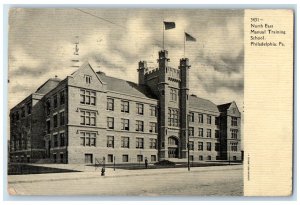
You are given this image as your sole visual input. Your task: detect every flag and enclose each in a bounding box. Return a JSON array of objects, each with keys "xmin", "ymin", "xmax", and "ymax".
[
  {"xmin": 185, "ymin": 32, "xmax": 196, "ymax": 41},
  {"xmin": 164, "ymin": 21, "xmax": 176, "ymax": 30}
]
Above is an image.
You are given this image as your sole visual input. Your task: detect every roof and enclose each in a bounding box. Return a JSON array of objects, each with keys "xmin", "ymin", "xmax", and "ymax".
[
  {"xmin": 189, "ymin": 95, "xmax": 219, "ymax": 113},
  {"xmin": 217, "ymin": 102, "xmax": 232, "ymax": 112},
  {"xmin": 36, "ymin": 78, "xmax": 61, "ymax": 94},
  {"xmin": 97, "ymin": 72, "xmax": 157, "ymax": 99}
]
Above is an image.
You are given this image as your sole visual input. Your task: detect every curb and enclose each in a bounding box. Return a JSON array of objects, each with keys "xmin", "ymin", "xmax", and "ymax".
[{"xmin": 8, "ymin": 166, "xmax": 242, "ymax": 184}]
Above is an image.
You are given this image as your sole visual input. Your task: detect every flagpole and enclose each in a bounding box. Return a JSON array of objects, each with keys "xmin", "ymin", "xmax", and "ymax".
[
  {"xmin": 184, "ymin": 31, "xmax": 186, "ymax": 58},
  {"xmin": 163, "ymin": 21, "xmax": 164, "ymax": 50}
]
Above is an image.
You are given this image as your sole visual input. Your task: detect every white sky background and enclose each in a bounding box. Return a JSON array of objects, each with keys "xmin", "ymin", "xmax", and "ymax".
[{"xmin": 9, "ymin": 8, "xmax": 244, "ymax": 115}]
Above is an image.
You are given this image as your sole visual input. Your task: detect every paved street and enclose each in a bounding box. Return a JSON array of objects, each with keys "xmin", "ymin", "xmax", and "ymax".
[{"xmin": 8, "ymin": 165, "xmax": 243, "ymax": 196}]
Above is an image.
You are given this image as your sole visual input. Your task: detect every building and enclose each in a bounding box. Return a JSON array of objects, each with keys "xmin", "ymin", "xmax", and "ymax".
[{"xmin": 9, "ymin": 50, "xmax": 242, "ymax": 164}]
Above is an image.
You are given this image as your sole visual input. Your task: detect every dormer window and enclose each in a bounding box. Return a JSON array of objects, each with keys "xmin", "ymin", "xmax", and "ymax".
[{"xmin": 85, "ymin": 75, "xmax": 92, "ymax": 84}]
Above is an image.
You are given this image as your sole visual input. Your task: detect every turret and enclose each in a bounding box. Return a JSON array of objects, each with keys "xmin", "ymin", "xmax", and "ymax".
[{"xmin": 137, "ymin": 61, "xmax": 147, "ymax": 85}]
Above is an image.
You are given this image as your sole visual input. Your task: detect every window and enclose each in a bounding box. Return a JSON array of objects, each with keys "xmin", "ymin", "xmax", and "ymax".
[
  {"xmin": 121, "ymin": 100, "xmax": 129, "ymax": 113},
  {"xmin": 207, "ymin": 142, "xmax": 211, "ymax": 151},
  {"xmin": 60, "ymin": 153, "xmax": 64, "ymax": 163},
  {"xmin": 149, "ymin": 138, "xmax": 157, "ymax": 149},
  {"xmin": 215, "ymin": 143, "xmax": 220, "ymax": 151},
  {"xmin": 151, "ymin": 155, "xmax": 157, "ymax": 162},
  {"xmin": 122, "ymin": 155, "xmax": 129, "ymax": 162},
  {"xmin": 168, "ymin": 137, "xmax": 178, "ymax": 145},
  {"xmin": 189, "ymin": 141, "xmax": 194, "ymax": 151},
  {"xmin": 170, "ymin": 88, "xmax": 177, "ymax": 101},
  {"xmin": 207, "ymin": 156, "xmax": 212, "ymax": 160},
  {"xmin": 60, "ymin": 133, "xmax": 65, "ymax": 146},
  {"xmin": 108, "ymin": 154, "xmax": 113, "ymax": 163},
  {"xmin": 107, "ymin": 98, "xmax": 114, "ymax": 110},
  {"xmin": 121, "ymin": 118, "xmax": 129, "ymax": 131},
  {"xmin": 107, "ymin": 117, "xmax": 114, "ymax": 129},
  {"xmin": 198, "ymin": 142, "xmax": 203, "ymax": 151},
  {"xmin": 80, "ymin": 90, "xmax": 96, "ymax": 105},
  {"xmin": 149, "ymin": 122, "xmax": 157, "ymax": 133},
  {"xmin": 21, "ymin": 107, "xmax": 25, "ymax": 118},
  {"xmin": 199, "ymin": 128, "xmax": 203, "ymax": 137},
  {"xmin": 207, "ymin": 115, "xmax": 211, "ymax": 124},
  {"xmin": 54, "ymin": 95, "xmax": 58, "ymax": 108},
  {"xmin": 231, "ymin": 129, "xmax": 238, "ymax": 139},
  {"xmin": 27, "ymin": 103, "xmax": 31, "ymax": 115},
  {"xmin": 150, "ymin": 105, "xmax": 157, "ymax": 117},
  {"xmin": 189, "ymin": 112, "xmax": 194, "ymax": 122},
  {"xmin": 168, "ymin": 108, "xmax": 179, "ymax": 127},
  {"xmin": 198, "ymin": 114, "xmax": 203, "ymax": 123},
  {"xmin": 80, "ymin": 110, "xmax": 96, "ymax": 126},
  {"xmin": 188, "ymin": 127, "xmax": 194, "ymax": 136},
  {"xmin": 46, "ymin": 120, "xmax": 50, "ymax": 134},
  {"xmin": 53, "ymin": 114, "xmax": 58, "ymax": 128},
  {"xmin": 189, "ymin": 155, "xmax": 194, "ymax": 161},
  {"xmin": 199, "ymin": 155, "xmax": 203, "ymax": 161},
  {"xmin": 170, "ymin": 88, "xmax": 178, "ymax": 101},
  {"xmin": 80, "ymin": 132, "xmax": 96, "ymax": 147},
  {"xmin": 60, "ymin": 91, "xmax": 65, "ymax": 105},
  {"xmin": 136, "ymin": 120, "xmax": 144, "ymax": 132},
  {"xmin": 107, "ymin": 136, "xmax": 114, "ymax": 148},
  {"xmin": 136, "ymin": 103, "xmax": 144, "ymax": 115},
  {"xmin": 231, "ymin": 117, "xmax": 238, "ymax": 126},
  {"xmin": 137, "ymin": 155, "xmax": 143, "ymax": 162},
  {"xmin": 85, "ymin": 75, "xmax": 92, "ymax": 84},
  {"xmin": 53, "ymin": 134, "xmax": 58, "ymax": 147},
  {"xmin": 207, "ymin": 129, "xmax": 211, "ymax": 138},
  {"xmin": 59, "ymin": 111, "xmax": 65, "ymax": 126},
  {"xmin": 121, "ymin": 137, "xmax": 129, "ymax": 148},
  {"xmin": 231, "ymin": 142, "xmax": 238, "ymax": 151},
  {"xmin": 215, "ymin": 116, "xmax": 219, "ymax": 125},
  {"xmin": 136, "ymin": 138, "xmax": 144, "ymax": 149},
  {"xmin": 46, "ymin": 100, "xmax": 51, "ymax": 115},
  {"xmin": 215, "ymin": 130, "xmax": 219, "ymax": 138}
]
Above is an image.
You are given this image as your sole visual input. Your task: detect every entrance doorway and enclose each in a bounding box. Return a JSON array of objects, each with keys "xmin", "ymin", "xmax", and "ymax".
[{"xmin": 168, "ymin": 136, "xmax": 179, "ymax": 158}]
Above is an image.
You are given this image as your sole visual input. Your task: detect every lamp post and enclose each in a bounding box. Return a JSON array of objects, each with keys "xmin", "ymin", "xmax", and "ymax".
[{"xmin": 187, "ymin": 132, "xmax": 190, "ymax": 171}]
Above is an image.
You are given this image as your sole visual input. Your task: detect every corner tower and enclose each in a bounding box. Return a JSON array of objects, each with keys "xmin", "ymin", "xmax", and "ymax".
[{"xmin": 179, "ymin": 58, "xmax": 190, "ymax": 159}]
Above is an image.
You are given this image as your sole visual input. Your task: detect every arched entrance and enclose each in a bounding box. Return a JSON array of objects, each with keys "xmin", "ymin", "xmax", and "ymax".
[{"xmin": 168, "ymin": 136, "xmax": 179, "ymax": 158}]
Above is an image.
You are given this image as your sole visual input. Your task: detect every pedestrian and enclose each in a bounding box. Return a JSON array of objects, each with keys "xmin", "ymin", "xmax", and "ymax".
[{"xmin": 145, "ymin": 158, "xmax": 148, "ymax": 169}]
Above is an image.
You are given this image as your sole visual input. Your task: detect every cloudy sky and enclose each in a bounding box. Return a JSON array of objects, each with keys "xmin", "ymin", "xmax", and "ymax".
[{"xmin": 9, "ymin": 8, "xmax": 244, "ymax": 113}]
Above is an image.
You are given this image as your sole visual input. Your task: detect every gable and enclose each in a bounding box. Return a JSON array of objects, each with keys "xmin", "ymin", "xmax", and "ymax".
[
  {"xmin": 68, "ymin": 62, "xmax": 106, "ymax": 91},
  {"xmin": 227, "ymin": 101, "xmax": 241, "ymax": 117}
]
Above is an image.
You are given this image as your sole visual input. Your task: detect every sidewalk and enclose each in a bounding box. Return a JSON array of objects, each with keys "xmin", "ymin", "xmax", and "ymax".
[{"xmin": 8, "ymin": 164, "xmax": 242, "ymax": 184}]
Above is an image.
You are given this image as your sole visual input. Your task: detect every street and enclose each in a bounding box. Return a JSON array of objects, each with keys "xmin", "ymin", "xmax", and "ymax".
[{"xmin": 8, "ymin": 165, "xmax": 243, "ymax": 196}]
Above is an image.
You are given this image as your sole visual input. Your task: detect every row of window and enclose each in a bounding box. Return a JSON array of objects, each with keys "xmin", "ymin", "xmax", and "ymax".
[
  {"xmin": 107, "ymin": 98, "xmax": 157, "ymax": 116},
  {"xmin": 189, "ymin": 113, "xmax": 238, "ymax": 127},
  {"xmin": 188, "ymin": 112, "xmax": 217, "ymax": 125},
  {"xmin": 11, "ymin": 138, "xmax": 30, "ymax": 151},
  {"xmin": 46, "ymin": 90, "xmax": 65, "ymax": 115},
  {"xmin": 11, "ymin": 102, "xmax": 32, "ymax": 123},
  {"xmin": 79, "ymin": 133, "xmax": 157, "ymax": 149},
  {"xmin": 188, "ymin": 127, "xmax": 220, "ymax": 138},
  {"xmin": 107, "ymin": 117, "xmax": 157, "ymax": 133},
  {"xmin": 46, "ymin": 111, "xmax": 65, "ymax": 134},
  {"xmin": 105, "ymin": 154, "xmax": 156, "ymax": 163},
  {"xmin": 106, "ymin": 136, "xmax": 157, "ymax": 149},
  {"xmin": 188, "ymin": 141, "xmax": 219, "ymax": 151}
]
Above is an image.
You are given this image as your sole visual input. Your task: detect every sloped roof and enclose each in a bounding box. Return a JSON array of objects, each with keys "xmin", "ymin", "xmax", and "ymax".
[
  {"xmin": 189, "ymin": 95, "xmax": 219, "ymax": 113},
  {"xmin": 36, "ymin": 78, "xmax": 61, "ymax": 94},
  {"xmin": 97, "ymin": 72, "xmax": 157, "ymax": 99},
  {"xmin": 217, "ymin": 102, "xmax": 232, "ymax": 112}
]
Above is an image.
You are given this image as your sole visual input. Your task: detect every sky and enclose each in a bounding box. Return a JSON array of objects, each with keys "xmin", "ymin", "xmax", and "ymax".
[{"xmin": 8, "ymin": 8, "xmax": 244, "ymax": 114}]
